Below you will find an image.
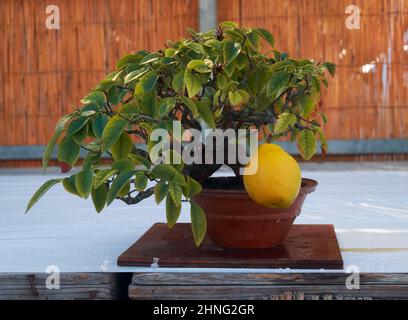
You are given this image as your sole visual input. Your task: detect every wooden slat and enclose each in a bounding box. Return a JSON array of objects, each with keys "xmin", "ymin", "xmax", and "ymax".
[
  {"xmin": 0, "ymin": 272, "xmax": 128, "ymax": 300},
  {"xmin": 129, "ymin": 272, "xmax": 408, "ymax": 300}
]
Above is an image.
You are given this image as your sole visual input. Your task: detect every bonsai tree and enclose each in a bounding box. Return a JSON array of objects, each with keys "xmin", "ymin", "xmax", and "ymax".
[{"xmin": 26, "ymin": 22, "xmax": 335, "ymax": 246}]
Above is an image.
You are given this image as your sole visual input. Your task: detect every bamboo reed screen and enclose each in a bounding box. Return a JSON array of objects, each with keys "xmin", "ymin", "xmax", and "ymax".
[
  {"xmin": 219, "ymin": 0, "xmax": 408, "ymax": 140},
  {"xmin": 0, "ymin": 0, "xmax": 198, "ymax": 147},
  {"xmin": 0, "ymin": 0, "xmax": 407, "ymax": 166}
]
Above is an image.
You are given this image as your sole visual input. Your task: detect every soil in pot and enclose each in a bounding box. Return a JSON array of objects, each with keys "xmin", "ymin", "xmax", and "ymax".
[{"xmin": 193, "ymin": 176, "xmax": 317, "ymax": 249}]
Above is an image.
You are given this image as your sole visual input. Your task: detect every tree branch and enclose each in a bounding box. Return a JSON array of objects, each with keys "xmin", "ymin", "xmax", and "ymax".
[{"xmin": 117, "ymin": 187, "xmax": 155, "ymax": 205}]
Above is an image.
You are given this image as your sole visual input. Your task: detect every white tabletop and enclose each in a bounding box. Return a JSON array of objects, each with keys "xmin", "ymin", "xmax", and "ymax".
[{"xmin": 1, "ymin": 163, "xmax": 407, "ymax": 273}]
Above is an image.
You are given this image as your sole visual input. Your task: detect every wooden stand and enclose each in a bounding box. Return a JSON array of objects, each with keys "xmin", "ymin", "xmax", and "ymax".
[{"xmin": 118, "ymin": 223, "xmax": 343, "ymax": 269}]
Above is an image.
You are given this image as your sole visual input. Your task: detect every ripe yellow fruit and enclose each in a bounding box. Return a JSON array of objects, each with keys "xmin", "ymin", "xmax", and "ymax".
[{"xmin": 243, "ymin": 144, "xmax": 301, "ymax": 208}]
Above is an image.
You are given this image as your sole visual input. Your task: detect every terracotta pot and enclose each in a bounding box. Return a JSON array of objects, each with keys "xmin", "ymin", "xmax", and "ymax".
[{"xmin": 193, "ymin": 177, "xmax": 317, "ymax": 249}]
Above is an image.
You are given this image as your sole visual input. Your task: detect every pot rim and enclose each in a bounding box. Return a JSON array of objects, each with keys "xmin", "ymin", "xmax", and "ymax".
[
  {"xmin": 199, "ymin": 177, "xmax": 318, "ymax": 198},
  {"xmin": 205, "ymin": 210, "xmax": 301, "ymax": 222}
]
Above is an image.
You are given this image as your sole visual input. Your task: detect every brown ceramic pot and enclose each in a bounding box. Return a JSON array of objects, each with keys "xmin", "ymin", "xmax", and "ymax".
[{"xmin": 193, "ymin": 177, "xmax": 317, "ymax": 248}]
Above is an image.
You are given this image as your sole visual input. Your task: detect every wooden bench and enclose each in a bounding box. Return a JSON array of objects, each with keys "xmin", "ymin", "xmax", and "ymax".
[
  {"xmin": 0, "ymin": 273, "xmax": 130, "ymax": 300},
  {"xmin": 129, "ymin": 272, "xmax": 408, "ymax": 300}
]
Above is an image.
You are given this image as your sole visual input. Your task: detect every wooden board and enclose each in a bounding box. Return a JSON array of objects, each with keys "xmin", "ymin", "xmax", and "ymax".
[
  {"xmin": 117, "ymin": 223, "xmax": 343, "ymax": 269},
  {"xmin": 0, "ymin": 273, "xmax": 131, "ymax": 300},
  {"xmin": 129, "ymin": 272, "xmax": 408, "ymax": 300}
]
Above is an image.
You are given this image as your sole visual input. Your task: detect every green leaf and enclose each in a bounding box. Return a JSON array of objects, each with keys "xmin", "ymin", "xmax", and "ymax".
[
  {"xmin": 116, "ymin": 54, "xmax": 142, "ymax": 70},
  {"xmin": 128, "ymin": 153, "xmax": 151, "ymax": 169},
  {"xmin": 166, "ymin": 195, "xmax": 181, "ymax": 228},
  {"xmin": 190, "ymin": 202, "xmax": 207, "ymax": 246},
  {"xmin": 267, "ymin": 71, "xmax": 290, "ymax": 97},
  {"xmin": 228, "ymin": 90, "xmax": 242, "ymax": 106},
  {"xmin": 169, "ymin": 181, "xmax": 183, "ymax": 204},
  {"xmin": 85, "ymin": 151, "xmax": 100, "ymax": 167},
  {"xmin": 311, "ymin": 75, "xmax": 321, "ymax": 92},
  {"xmin": 107, "ymin": 86, "xmax": 127, "ymax": 105},
  {"xmin": 185, "ymin": 42, "xmax": 205, "ymax": 54},
  {"xmin": 107, "ymin": 170, "xmax": 135, "ymax": 206},
  {"xmin": 323, "ymin": 62, "xmax": 336, "ymax": 77},
  {"xmin": 223, "ymin": 40, "xmax": 241, "ymax": 65},
  {"xmin": 299, "ymin": 95, "xmax": 316, "ymax": 118},
  {"xmin": 57, "ymin": 136, "xmax": 80, "ymax": 166},
  {"xmin": 124, "ymin": 68, "xmax": 149, "ymax": 84},
  {"xmin": 223, "ymin": 61, "xmax": 236, "ymax": 77},
  {"xmin": 161, "ymin": 57, "xmax": 175, "ymax": 65},
  {"xmin": 111, "ymin": 132, "xmax": 133, "ymax": 160},
  {"xmin": 119, "ymin": 101, "xmax": 140, "ymax": 117},
  {"xmin": 196, "ymin": 100, "xmax": 216, "ymax": 128},
  {"xmin": 234, "ymin": 53, "xmax": 248, "ymax": 70},
  {"xmin": 246, "ymin": 31, "xmax": 261, "ymax": 49},
  {"xmin": 75, "ymin": 170, "xmax": 93, "ymax": 199},
  {"xmin": 26, "ymin": 179, "xmax": 62, "ymax": 213},
  {"xmin": 151, "ymin": 164, "xmax": 178, "ymax": 181},
  {"xmin": 97, "ymin": 79, "xmax": 115, "ymax": 92},
  {"xmin": 92, "ymin": 114, "xmax": 109, "ymax": 138},
  {"xmin": 72, "ymin": 126, "xmax": 88, "ymax": 145},
  {"xmin": 224, "ymin": 29, "xmax": 244, "ymax": 41},
  {"xmin": 118, "ymin": 182, "xmax": 130, "ymax": 197},
  {"xmin": 184, "ymin": 69, "xmax": 202, "ymax": 98},
  {"xmin": 184, "ymin": 176, "xmax": 202, "ymax": 198},
  {"xmin": 154, "ymin": 182, "xmax": 169, "ymax": 204},
  {"xmin": 274, "ymin": 112, "xmax": 297, "ymax": 134},
  {"xmin": 139, "ymin": 91, "xmax": 157, "ymax": 118},
  {"xmin": 101, "ymin": 115, "xmax": 129, "ymax": 152},
  {"xmin": 172, "ymin": 70, "xmax": 185, "ymax": 95},
  {"xmin": 80, "ymin": 109, "xmax": 97, "ymax": 117},
  {"xmin": 220, "ymin": 21, "xmax": 239, "ymax": 29},
  {"xmin": 164, "ymin": 48, "xmax": 177, "ymax": 57},
  {"xmin": 62, "ymin": 175, "xmax": 80, "ymax": 197},
  {"xmin": 248, "ymin": 69, "xmax": 268, "ymax": 95},
  {"xmin": 81, "ymin": 91, "xmax": 105, "ymax": 106},
  {"xmin": 158, "ymin": 97, "xmax": 177, "ymax": 118},
  {"xmin": 134, "ymin": 173, "xmax": 148, "ymax": 191},
  {"xmin": 216, "ymin": 73, "xmax": 229, "ymax": 89},
  {"xmin": 228, "ymin": 89, "xmax": 249, "ymax": 107},
  {"xmin": 91, "ymin": 184, "xmax": 108, "ymax": 213},
  {"xmin": 139, "ymin": 52, "xmax": 161, "ymax": 65},
  {"xmin": 297, "ymin": 130, "xmax": 317, "ymax": 160},
  {"xmin": 179, "ymin": 96, "xmax": 198, "ymax": 116},
  {"xmin": 257, "ymin": 28, "xmax": 275, "ymax": 47},
  {"xmin": 93, "ymin": 169, "xmax": 118, "ymax": 189},
  {"xmin": 82, "ymin": 141, "xmax": 101, "ymax": 153},
  {"xmin": 319, "ymin": 111, "xmax": 328, "ymax": 125},
  {"xmin": 172, "ymin": 172, "xmax": 186, "ymax": 186},
  {"xmin": 237, "ymin": 89, "xmax": 250, "ymax": 104},
  {"xmin": 187, "ymin": 60, "xmax": 211, "ymax": 73},
  {"xmin": 111, "ymin": 159, "xmax": 135, "ymax": 172},
  {"xmin": 204, "ymin": 39, "xmax": 223, "ymax": 50},
  {"xmin": 135, "ymin": 71, "xmax": 158, "ymax": 97},
  {"xmin": 42, "ymin": 114, "xmax": 72, "ymax": 170}
]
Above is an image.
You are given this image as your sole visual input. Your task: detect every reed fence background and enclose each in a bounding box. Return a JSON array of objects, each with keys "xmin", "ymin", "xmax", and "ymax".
[
  {"xmin": 0, "ymin": 0, "xmax": 198, "ymax": 168},
  {"xmin": 219, "ymin": 0, "xmax": 408, "ymax": 140},
  {"xmin": 0, "ymin": 0, "xmax": 407, "ymax": 166}
]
